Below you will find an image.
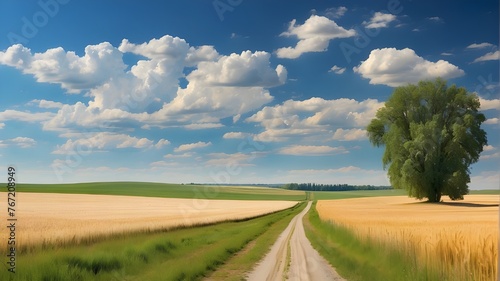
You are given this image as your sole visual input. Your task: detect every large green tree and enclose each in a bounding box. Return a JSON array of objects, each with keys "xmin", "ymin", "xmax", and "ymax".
[{"xmin": 367, "ymin": 79, "xmax": 487, "ymax": 202}]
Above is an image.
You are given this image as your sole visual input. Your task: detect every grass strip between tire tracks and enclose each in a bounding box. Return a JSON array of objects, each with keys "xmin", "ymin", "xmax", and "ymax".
[{"xmin": 204, "ymin": 202, "xmax": 306, "ymax": 281}]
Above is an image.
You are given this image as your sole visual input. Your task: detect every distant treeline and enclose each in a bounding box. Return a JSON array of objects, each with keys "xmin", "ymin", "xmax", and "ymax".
[
  {"xmin": 281, "ymin": 183, "xmax": 392, "ymax": 191},
  {"xmin": 185, "ymin": 183, "xmax": 284, "ymax": 188}
]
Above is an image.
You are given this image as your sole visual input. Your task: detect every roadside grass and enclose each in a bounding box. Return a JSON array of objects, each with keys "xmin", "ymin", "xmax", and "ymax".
[
  {"xmin": 0, "ymin": 202, "xmax": 304, "ymax": 281},
  {"xmin": 204, "ymin": 202, "xmax": 306, "ymax": 281},
  {"xmin": 14, "ymin": 182, "xmax": 305, "ymax": 201},
  {"xmin": 304, "ymin": 201, "xmax": 440, "ymax": 281}
]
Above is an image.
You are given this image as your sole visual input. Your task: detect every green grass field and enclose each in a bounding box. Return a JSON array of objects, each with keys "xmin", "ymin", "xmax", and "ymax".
[
  {"xmin": 469, "ymin": 189, "xmax": 500, "ymax": 195},
  {"xmin": 15, "ymin": 182, "xmax": 306, "ymax": 201},
  {"xmin": 310, "ymin": 188, "xmax": 407, "ymax": 200},
  {"xmin": 0, "ymin": 202, "xmax": 305, "ymax": 281},
  {"xmin": 15, "ymin": 182, "xmax": 496, "ymax": 201}
]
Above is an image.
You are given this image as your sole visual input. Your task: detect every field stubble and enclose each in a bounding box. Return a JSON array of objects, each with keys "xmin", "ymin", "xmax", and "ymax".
[{"xmin": 317, "ymin": 195, "xmax": 499, "ymax": 281}]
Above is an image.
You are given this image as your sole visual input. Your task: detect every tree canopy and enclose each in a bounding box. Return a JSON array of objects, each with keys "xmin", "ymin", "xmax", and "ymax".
[{"xmin": 366, "ymin": 79, "xmax": 487, "ymax": 202}]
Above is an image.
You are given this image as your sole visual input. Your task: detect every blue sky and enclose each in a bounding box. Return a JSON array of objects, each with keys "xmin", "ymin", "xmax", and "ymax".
[{"xmin": 0, "ymin": 0, "xmax": 498, "ymax": 188}]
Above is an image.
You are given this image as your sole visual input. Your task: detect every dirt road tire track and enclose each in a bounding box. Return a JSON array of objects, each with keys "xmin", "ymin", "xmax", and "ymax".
[{"xmin": 247, "ymin": 201, "xmax": 345, "ymax": 281}]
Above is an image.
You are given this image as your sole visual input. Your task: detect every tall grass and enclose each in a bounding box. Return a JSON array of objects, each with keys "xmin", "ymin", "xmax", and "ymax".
[
  {"xmin": 0, "ymin": 202, "xmax": 305, "ymax": 281},
  {"xmin": 316, "ymin": 195, "xmax": 499, "ymax": 281}
]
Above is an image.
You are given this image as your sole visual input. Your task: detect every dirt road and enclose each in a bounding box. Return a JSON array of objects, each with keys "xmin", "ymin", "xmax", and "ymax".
[{"xmin": 247, "ymin": 201, "xmax": 345, "ymax": 281}]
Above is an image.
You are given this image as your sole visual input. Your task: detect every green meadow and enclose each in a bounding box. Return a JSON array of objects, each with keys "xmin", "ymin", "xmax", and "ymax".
[{"xmin": 15, "ymin": 182, "xmax": 306, "ymax": 201}]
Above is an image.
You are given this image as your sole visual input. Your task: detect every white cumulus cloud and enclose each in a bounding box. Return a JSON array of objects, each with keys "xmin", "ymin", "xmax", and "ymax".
[
  {"xmin": 148, "ymin": 51, "xmax": 283, "ymax": 126},
  {"xmin": 0, "ymin": 110, "xmax": 54, "ymax": 123},
  {"xmin": 52, "ymin": 132, "xmax": 166, "ymax": 154},
  {"xmin": 164, "ymin": 152, "xmax": 194, "ymax": 159},
  {"xmin": 0, "ymin": 43, "xmax": 126, "ymax": 94},
  {"xmin": 184, "ymin": 123, "xmax": 224, "ymax": 130},
  {"xmin": 363, "ymin": 12, "xmax": 397, "ymax": 29},
  {"xmin": 118, "ymin": 36, "xmax": 190, "ymax": 59},
  {"xmin": 276, "ymin": 15, "xmax": 356, "ymax": 59},
  {"xmin": 354, "ymin": 48, "xmax": 465, "ymax": 87},
  {"xmin": 480, "ymin": 152, "xmax": 500, "ymax": 160},
  {"xmin": 154, "ymin": 139, "xmax": 171, "ymax": 149},
  {"xmin": 247, "ymin": 97, "xmax": 383, "ymax": 142},
  {"xmin": 332, "ymin": 128, "xmax": 367, "ymax": 141},
  {"xmin": 473, "ymin": 51, "xmax": 500, "ymax": 63},
  {"xmin": 174, "ymin": 141, "xmax": 211, "ymax": 153},
  {"xmin": 479, "ymin": 97, "xmax": 500, "ymax": 111},
  {"xmin": 0, "ymin": 35, "xmax": 286, "ymax": 132},
  {"xmin": 278, "ymin": 145, "xmax": 347, "ymax": 156},
  {"xmin": 484, "ymin": 118, "xmax": 499, "ymax": 125},
  {"xmin": 483, "ymin": 145, "xmax": 495, "ymax": 151},
  {"xmin": 223, "ymin": 132, "xmax": 250, "ymax": 139},
  {"xmin": 329, "ymin": 65, "xmax": 346, "ymax": 74},
  {"xmin": 8, "ymin": 137, "xmax": 37, "ymax": 148},
  {"xmin": 466, "ymin": 42, "xmax": 495, "ymax": 49},
  {"xmin": 30, "ymin": 99, "xmax": 65, "ymax": 109},
  {"xmin": 187, "ymin": 51, "xmax": 286, "ymax": 87}
]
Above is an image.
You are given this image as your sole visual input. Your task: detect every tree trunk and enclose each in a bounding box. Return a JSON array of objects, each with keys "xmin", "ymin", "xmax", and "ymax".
[
  {"xmin": 428, "ymin": 186, "xmax": 442, "ymax": 202},
  {"xmin": 434, "ymin": 192, "xmax": 441, "ymax": 203}
]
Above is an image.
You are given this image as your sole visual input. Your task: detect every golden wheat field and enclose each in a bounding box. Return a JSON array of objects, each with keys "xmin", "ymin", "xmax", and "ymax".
[
  {"xmin": 317, "ymin": 195, "xmax": 499, "ymax": 281},
  {"xmin": 1, "ymin": 192, "xmax": 297, "ymax": 250}
]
